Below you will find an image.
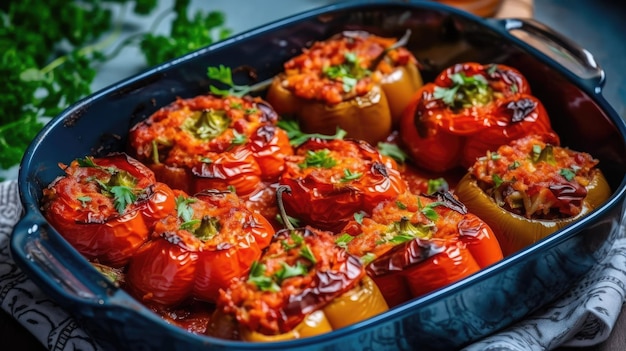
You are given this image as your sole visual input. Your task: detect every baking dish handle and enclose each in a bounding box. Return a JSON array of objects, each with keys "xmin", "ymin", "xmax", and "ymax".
[
  {"xmin": 491, "ymin": 18, "xmax": 605, "ymax": 93},
  {"xmin": 10, "ymin": 211, "xmax": 113, "ymax": 306}
]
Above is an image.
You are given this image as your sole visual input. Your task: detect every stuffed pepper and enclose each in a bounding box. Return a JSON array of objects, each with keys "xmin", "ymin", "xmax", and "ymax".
[
  {"xmin": 279, "ymin": 137, "xmax": 407, "ymax": 232},
  {"xmin": 128, "ymin": 94, "xmax": 293, "ymax": 197},
  {"xmin": 125, "ymin": 189, "xmax": 275, "ymax": 306},
  {"xmin": 41, "ymin": 153, "xmax": 176, "ymax": 267},
  {"xmin": 341, "ymin": 190, "xmax": 503, "ymax": 307},
  {"xmin": 455, "ymin": 133, "xmax": 611, "ymax": 255},
  {"xmin": 207, "ymin": 225, "xmax": 388, "ymax": 341},
  {"xmin": 400, "ymin": 62, "xmax": 555, "ymax": 172},
  {"xmin": 266, "ymin": 30, "xmax": 423, "ymax": 144}
]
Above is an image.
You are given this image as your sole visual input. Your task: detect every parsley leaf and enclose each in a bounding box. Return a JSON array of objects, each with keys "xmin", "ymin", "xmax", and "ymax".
[
  {"xmin": 560, "ymin": 168, "xmax": 576, "ymax": 181},
  {"xmin": 207, "ymin": 65, "xmax": 251, "ymax": 97},
  {"xmin": 322, "ymin": 51, "xmax": 370, "ymax": 93},
  {"xmin": 176, "ymin": 195, "xmax": 197, "ymax": 223},
  {"xmin": 277, "ymin": 119, "xmax": 347, "ymax": 147},
  {"xmin": 140, "ymin": 0, "xmax": 231, "ymax": 67},
  {"xmin": 299, "ymin": 149, "xmax": 337, "ymax": 169},
  {"xmin": 433, "ymin": 73, "xmax": 492, "ymax": 109},
  {"xmin": 247, "ymin": 261, "xmax": 280, "ymax": 292},
  {"xmin": 341, "ymin": 168, "xmax": 362, "ymax": 182},
  {"xmin": 335, "ymin": 233, "xmax": 354, "ymax": 249},
  {"xmin": 1, "ymin": 0, "xmax": 231, "ymax": 175},
  {"xmin": 109, "ymin": 185, "xmax": 137, "ymax": 213},
  {"xmin": 426, "ymin": 177, "xmax": 449, "ymax": 195},
  {"xmin": 274, "ymin": 261, "xmax": 309, "ymax": 284},
  {"xmin": 377, "ymin": 142, "xmax": 409, "ymax": 163},
  {"xmin": 354, "ymin": 211, "xmax": 366, "ymax": 224}
]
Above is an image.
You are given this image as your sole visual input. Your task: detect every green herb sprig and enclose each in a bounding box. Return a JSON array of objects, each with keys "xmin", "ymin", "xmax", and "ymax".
[
  {"xmin": 277, "ymin": 120, "xmax": 347, "ymax": 147},
  {"xmin": 1, "ymin": 0, "xmax": 231, "ymax": 177}
]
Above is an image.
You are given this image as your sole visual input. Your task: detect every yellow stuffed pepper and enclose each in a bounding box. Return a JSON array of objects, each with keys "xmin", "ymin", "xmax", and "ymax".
[{"xmin": 266, "ymin": 30, "xmax": 422, "ymax": 144}]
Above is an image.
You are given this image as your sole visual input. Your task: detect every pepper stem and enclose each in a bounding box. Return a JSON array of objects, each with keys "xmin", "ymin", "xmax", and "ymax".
[
  {"xmin": 368, "ymin": 29, "xmax": 412, "ymax": 71},
  {"xmin": 276, "ymin": 185, "xmax": 294, "ymax": 230}
]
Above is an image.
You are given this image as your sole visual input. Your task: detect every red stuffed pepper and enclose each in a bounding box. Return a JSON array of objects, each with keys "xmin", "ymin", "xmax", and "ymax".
[
  {"xmin": 341, "ymin": 190, "xmax": 503, "ymax": 307},
  {"xmin": 207, "ymin": 226, "xmax": 388, "ymax": 341},
  {"xmin": 266, "ymin": 30, "xmax": 423, "ymax": 144},
  {"xmin": 279, "ymin": 137, "xmax": 407, "ymax": 232},
  {"xmin": 128, "ymin": 94, "xmax": 293, "ymax": 196},
  {"xmin": 125, "ymin": 189, "xmax": 275, "ymax": 306},
  {"xmin": 41, "ymin": 153, "xmax": 177, "ymax": 267},
  {"xmin": 400, "ymin": 62, "xmax": 554, "ymax": 172},
  {"xmin": 455, "ymin": 133, "xmax": 611, "ymax": 255}
]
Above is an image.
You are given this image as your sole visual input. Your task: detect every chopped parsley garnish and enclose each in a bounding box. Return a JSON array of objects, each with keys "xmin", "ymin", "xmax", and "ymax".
[
  {"xmin": 247, "ymin": 259, "xmax": 311, "ymax": 292},
  {"xmin": 354, "ymin": 211, "xmax": 366, "ymax": 224},
  {"xmin": 377, "ymin": 142, "xmax": 408, "ymax": 163},
  {"xmin": 323, "ymin": 51, "xmax": 371, "ymax": 93},
  {"xmin": 299, "ymin": 149, "xmax": 337, "ymax": 169},
  {"xmin": 274, "ymin": 261, "xmax": 309, "ymax": 284},
  {"xmin": 433, "ymin": 73, "xmax": 492, "ymax": 109},
  {"xmin": 176, "ymin": 195, "xmax": 196, "ymax": 223},
  {"xmin": 530, "ymin": 144, "xmax": 556, "ymax": 165},
  {"xmin": 275, "ymin": 213, "xmax": 300, "ymax": 228},
  {"xmin": 560, "ymin": 168, "xmax": 576, "ymax": 181},
  {"xmin": 335, "ymin": 233, "xmax": 354, "ymax": 249},
  {"xmin": 531, "ymin": 144, "xmax": 542, "ymax": 159},
  {"xmin": 109, "ymin": 186, "xmax": 137, "ymax": 214},
  {"xmin": 207, "ymin": 65, "xmax": 251, "ymax": 97},
  {"xmin": 281, "ymin": 231, "xmax": 317, "ymax": 263},
  {"xmin": 77, "ymin": 195, "xmax": 91, "ymax": 207},
  {"xmin": 90, "ymin": 165, "xmax": 140, "ymax": 214},
  {"xmin": 418, "ymin": 198, "xmax": 440, "ymax": 221},
  {"xmin": 426, "ymin": 177, "xmax": 449, "ymax": 195},
  {"xmin": 247, "ymin": 261, "xmax": 280, "ymax": 292},
  {"xmin": 396, "ymin": 200, "xmax": 407, "ymax": 210},
  {"xmin": 299, "ymin": 244, "xmax": 317, "ymax": 264},
  {"xmin": 76, "ymin": 157, "xmax": 98, "ymax": 168},
  {"xmin": 277, "ymin": 119, "xmax": 346, "ymax": 147},
  {"xmin": 492, "ymin": 174, "xmax": 504, "ymax": 188},
  {"xmin": 508, "ymin": 160, "xmax": 521, "ymax": 170},
  {"xmin": 360, "ymin": 252, "xmax": 376, "ymax": 265},
  {"xmin": 341, "ymin": 168, "xmax": 362, "ymax": 182},
  {"xmin": 231, "ymin": 130, "xmax": 247, "ymax": 145}
]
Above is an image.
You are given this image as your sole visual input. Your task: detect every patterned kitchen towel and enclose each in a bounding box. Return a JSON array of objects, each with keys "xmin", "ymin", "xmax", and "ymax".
[
  {"xmin": 0, "ymin": 180, "xmax": 102, "ymax": 351},
  {"xmin": 1, "ymin": 179, "xmax": 625, "ymax": 351}
]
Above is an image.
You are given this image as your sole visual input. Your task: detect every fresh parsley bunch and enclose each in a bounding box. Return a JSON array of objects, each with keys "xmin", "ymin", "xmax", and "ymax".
[
  {"xmin": 0, "ymin": 0, "xmax": 230, "ymax": 178},
  {"xmin": 140, "ymin": 0, "xmax": 231, "ymax": 67}
]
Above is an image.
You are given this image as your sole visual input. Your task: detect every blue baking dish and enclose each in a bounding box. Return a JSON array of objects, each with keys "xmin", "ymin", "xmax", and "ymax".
[{"xmin": 10, "ymin": 1, "xmax": 626, "ymax": 350}]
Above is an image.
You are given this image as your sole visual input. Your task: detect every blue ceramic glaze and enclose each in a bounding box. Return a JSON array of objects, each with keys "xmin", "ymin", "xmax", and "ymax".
[{"xmin": 10, "ymin": 1, "xmax": 626, "ymax": 350}]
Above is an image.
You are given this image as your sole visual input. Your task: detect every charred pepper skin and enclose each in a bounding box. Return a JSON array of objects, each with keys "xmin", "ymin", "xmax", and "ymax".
[
  {"xmin": 400, "ymin": 62, "xmax": 554, "ymax": 172},
  {"xmin": 279, "ymin": 138, "xmax": 407, "ymax": 233},
  {"xmin": 41, "ymin": 153, "xmax": 177, "ymax": 267},
  {"xmin": 128, "ymin": 94, "xmax": 293, "ymax": 197},
  {"xmin": 342, "ymin": 190, "xmax": 503, "ymax": 307},
  {"xmin": 125, "ymin": 190, "xmax": 275, "ymax": 306}
]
